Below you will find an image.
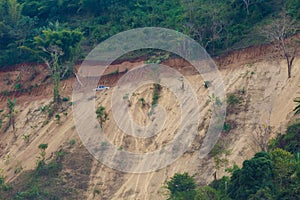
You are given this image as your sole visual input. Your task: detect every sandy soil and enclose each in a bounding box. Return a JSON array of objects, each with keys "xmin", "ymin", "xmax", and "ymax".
[{"xmin": 0, "ymin": 47, "xmax": 299, "ymax": 199}]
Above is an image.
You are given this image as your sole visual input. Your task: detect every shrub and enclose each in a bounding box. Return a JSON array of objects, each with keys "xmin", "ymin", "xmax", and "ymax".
[
  {"xmin": 139, "ymin": 98, "xmax": 146, "ymax": 107},
  {"xmin": 152, "ymin": 83, "xmax": 161, "ymax": 106},
  {"xmin": 204, "ymin": 81, "xmax": 210, "ymax": 88},
  {"xmin": 14, "ymin": 83, "xmax": 22, "ymax": 91},
  {"xmin": 101, "ymin": 141, "xmax": 107, "ymax": 150},
  {"xmin": 96, "ymin": 106, "xmax": 108, "ymax": 128},
  {"xmin": 269, "ymin": 122, "xmax": 300, "ymax": 154},
  {"xmin": 22, "ymin": 134, "xmax": 30, "ymax": 143},
  {"xmin": 223, "ymin": 122, "xmax": 231, "ymax": 132},
  {"xmin": 227, "ymin": 93, "xmax": 240, "ymax": 105},
  {"xmin": 62, "ymin": 97, "xmax": 70, "ymax": 102},
  {"xmin": 47, "ymin": 107, "xmax": 54, "ymax": 118},
  {"xmin": 1, "ymin": 90, "xmax": 11, "ymax": 96},
  {"xmin": 55, "ymin": 114, "xmax": 61, "ymax": 122},
  {"xmin": 68, "ymin": 139, "xmax": 76, "ymax": 146}
]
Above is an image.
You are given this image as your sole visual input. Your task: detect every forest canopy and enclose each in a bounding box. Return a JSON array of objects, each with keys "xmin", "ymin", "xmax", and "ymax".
[{"xmin": 0, "ymin": 0, "xmax": 300, "ymax": 67}]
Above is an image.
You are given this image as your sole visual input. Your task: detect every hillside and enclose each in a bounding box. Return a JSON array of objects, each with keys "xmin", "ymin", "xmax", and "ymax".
[
  {"xmin": 0, "ymin": 44, "xmax": 299, "ymax": 199},
  {"xmin": 1, "ymin": 0, "xmax": 300, "ymax": 67}
]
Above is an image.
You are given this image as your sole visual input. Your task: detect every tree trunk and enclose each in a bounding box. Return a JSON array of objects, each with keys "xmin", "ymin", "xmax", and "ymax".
[
  {"xmin": 53, "ymin": 72, "xmax": 61, "ymax": 107},
  {"xmin": 288, "ymin": 63, "xmax": 292, "ymax": 79},
  {"xmin": 52, "ymin": 59, "xmax": 61, "ymax": 108},
  {"xmin": 286, "ymin": 54, "xmax": 294, "ymax": 79}
]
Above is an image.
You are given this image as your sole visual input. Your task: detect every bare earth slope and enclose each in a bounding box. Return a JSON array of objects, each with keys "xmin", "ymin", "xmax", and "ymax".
[{"xmin": 0, "ymin": 47, "xmax": 299, "ymax": 199}]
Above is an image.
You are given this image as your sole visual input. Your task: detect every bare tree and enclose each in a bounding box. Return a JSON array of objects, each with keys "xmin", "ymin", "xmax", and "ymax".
[
  {"xmin": 251, "ymin": 109, "xmax": 272, "ymax": 152},
  {"xmin": 262, "ymin": 12, "xmax": 299, "ymax": 78},
  {"xmin": 242, "ymin": 0, "xmax": 252, "ymax": 15},
  {"xmin": 183, "ymin": 1, "xmax": 225, "ymax": 53},
  {"xmin": 7, "ymin": 98, "xmax": 17, "ymax": 137},
  {"xmin": 251, "ymin": 124, "xmax": 271, "ymax": 152}
]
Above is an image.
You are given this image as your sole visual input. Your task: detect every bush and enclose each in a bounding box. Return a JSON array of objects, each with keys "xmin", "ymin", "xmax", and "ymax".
[
  {"xmin": 1, "ymin": 90, "xmax": 11, "ymax": 96},
  {"xmin": 55, "ymin": 114, "xmax": 61, "ymax": 121},
  {"xmin": 204, "ymin": 81, "xmax": 210, "ymax": 88},
  {"xmin": 165, "ymin": 172, "xmax": 196, "ymax": 199},
  {"xmin": 14, "ymin": 83, "xmax": 22, "ymax": 91},
  {"xmin": 139, "ymin": 98, "xmax": 146, "ymax": 107},
  {"xmin": 68, "ymin": 139, "xmax": 76, "ymax": 146},
  {"xmin": 152, "ymin": 84, "xmax": 161, "ymax": 106},
  {"xmin": 269, "ymin": 122, "xmax": 300, "ymax": 154},
  {"xmin": 227, "ymin": 93, "xmax": 240, "ymax": 105},
  {"xmin": 62, "ymin": 97, "xmax": 70, "ymax": 102},
  {"xmin": 223, "ymin": 122, "xmax": 231, "ymax": 132}
]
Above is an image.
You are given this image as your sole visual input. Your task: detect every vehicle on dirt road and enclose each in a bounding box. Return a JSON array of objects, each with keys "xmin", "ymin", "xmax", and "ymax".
[{"xmin": 94, "ymin": 85, "xmax": 110, "ymax": 91}]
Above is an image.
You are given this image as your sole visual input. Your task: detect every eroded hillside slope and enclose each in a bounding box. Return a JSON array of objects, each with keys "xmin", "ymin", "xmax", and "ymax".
[{"xmin": 0, "ymin": 48, "xmax": 299, "ymax": 199}]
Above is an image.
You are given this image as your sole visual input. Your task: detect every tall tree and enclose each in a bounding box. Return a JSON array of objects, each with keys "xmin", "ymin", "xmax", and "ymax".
[
  {"xmin": 228, "ymin": 152, "xmax": 274, "ymax": 199},
  {"xmin": 262, "ymin": 11, "xmax": 299, "ymax": 78},
  {"xmin": 165, "ymin": 172, "xmax": 197, "ymax": 200},
  {"xmin": 7, "ymin": 98, "xmax": 16, "ymax": 134},
  {"xmin": 96, "ymin": 106, "xmax": 108, "ymax": 128},
  {"xmin": 270, "ymin": 148, "xmax": 296, "ymax": 192},
  {"xmin": 27, "ymin": 24, "xmax": 82, "ymax": 107}
]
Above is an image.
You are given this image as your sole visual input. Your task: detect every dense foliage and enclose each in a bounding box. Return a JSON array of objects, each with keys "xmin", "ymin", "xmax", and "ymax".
[
  {"xmin": 166, "ymin": 122, "xmax": 300, "ymax": 200},
  {"xmin": 1, "ymin": 0, "xmax": 300, "ymax": 67}
]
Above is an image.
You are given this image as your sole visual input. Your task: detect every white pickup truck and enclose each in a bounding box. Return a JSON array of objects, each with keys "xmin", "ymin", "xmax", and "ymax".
[{"xmin": 94, "ymin": 85, "xmax": 110, "ymax": 91}]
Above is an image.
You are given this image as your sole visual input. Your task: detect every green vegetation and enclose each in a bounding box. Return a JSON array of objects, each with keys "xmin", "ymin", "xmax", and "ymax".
[
  {"xmin": 1, "ymin": 0, "xmax": 300, "ymax": 68},
  {"xmin": 139, "ymin": 97, "xmax": 146, "ymax": 108},
  {"xmin": 166, "ymin": 122, "xmax": 300, "ymax": 200},
  {"xmin": 1, "ymin": 1, "xmax": 300, "ymax": 199},
  {"xmin": 204, "ymin": 81, "xmax": 210, "ymax": 89},
  {"xmin": 269, "ymin": 122, "xmax": 300, "ymax": 154},
  {"xmin": 22, "ymin": 134, "xmax": 30, "ymax": 143},
  {"xmin": 37, "ymin": 143, "xmax": 48, "ymax": 165},
  {"xmin": 62, "ymin": 97, "xmax": 70, "ymax": 102},
  {"xmin": 96, "ymin": 106, "xmax": 108, "ymax": 128},
  {"xmin": 223, "ymin": 123, "xmax": 231, "ymax": 133},
  {"xmin": 0, "ymin": 145, "xmax": 87, "ymax": 200},
  {"xmin": 55, "ymin": 113, "xmax": 61, "ymax": 124},
  {"xmin": 165, "ymin": 172, "xmax": 197, "ymax": 200},
  {"xmin": 227, "ymin": 93, "xmax": 240, "ymax": 106},
  {"xmin": 152, "ymin": 83, "xmax": 162, "ymax": 106},
  {"xmin": 26, "ymin": 25, "xmax": 83, "ymax": 107},
  {"xmin": 7, "ymin": 97, "xmax": 16, "ymax": 132},
  {"xmin": 68, "ymin": 139, "xmax": 76, "ymax": 146}
]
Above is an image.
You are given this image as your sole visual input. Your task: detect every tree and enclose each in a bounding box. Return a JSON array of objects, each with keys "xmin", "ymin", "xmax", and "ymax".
[
  {"xmin": 165, "ymin": 172, "xmax": 197, "ymax": 200},
  {"xmin": 194, "ymin": 186, "xmax": 220, "ymax": 200},
  {"xmin": 294, "ymin": 95, "xmax": 300, "ymax": 115},
  {"xmin": 242, "ymin": 0, "xmax": 252, "ymax": 15},
  {"xmin": 96, "ymin": 106, "xmax": 108, "ymax": 128},
  {"xmin": 251, "ymin": 124, "xmax": 271, "ymax": 152},
  {"xmin": 251, "ymin": 109, "xmax": 272, "ymax": 152},
  {"xmin": 7, "ymin": 98, "xmax": 16, "ymax": 133},
  {"xmin": 37, "ymin": 143, "xmax": 48, "ymax": 169},
  {"xmin": 228, "ymin": 152, "xmax": 274, "ymax": 199},
  {"xmin": 270, "ymin": 148, "xmax": 296, "ymax": 192},
  {"xmin": 188, "ymin": 1, "xmax": 228, "ymax": 53},
  {"xmin": 269, "ymin": 122, "xmax": 300, "ymax": 154},
  {"xmin": 262, "ymin": 11, "xmax": 299, "ymax": 78},
  {"xmin": 28, "ymin": 24, "xmax": 82, "ymax": 107},
  {"xmin": 248, "ymin": 187, "xmax": 274, "ymax": 200}
]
